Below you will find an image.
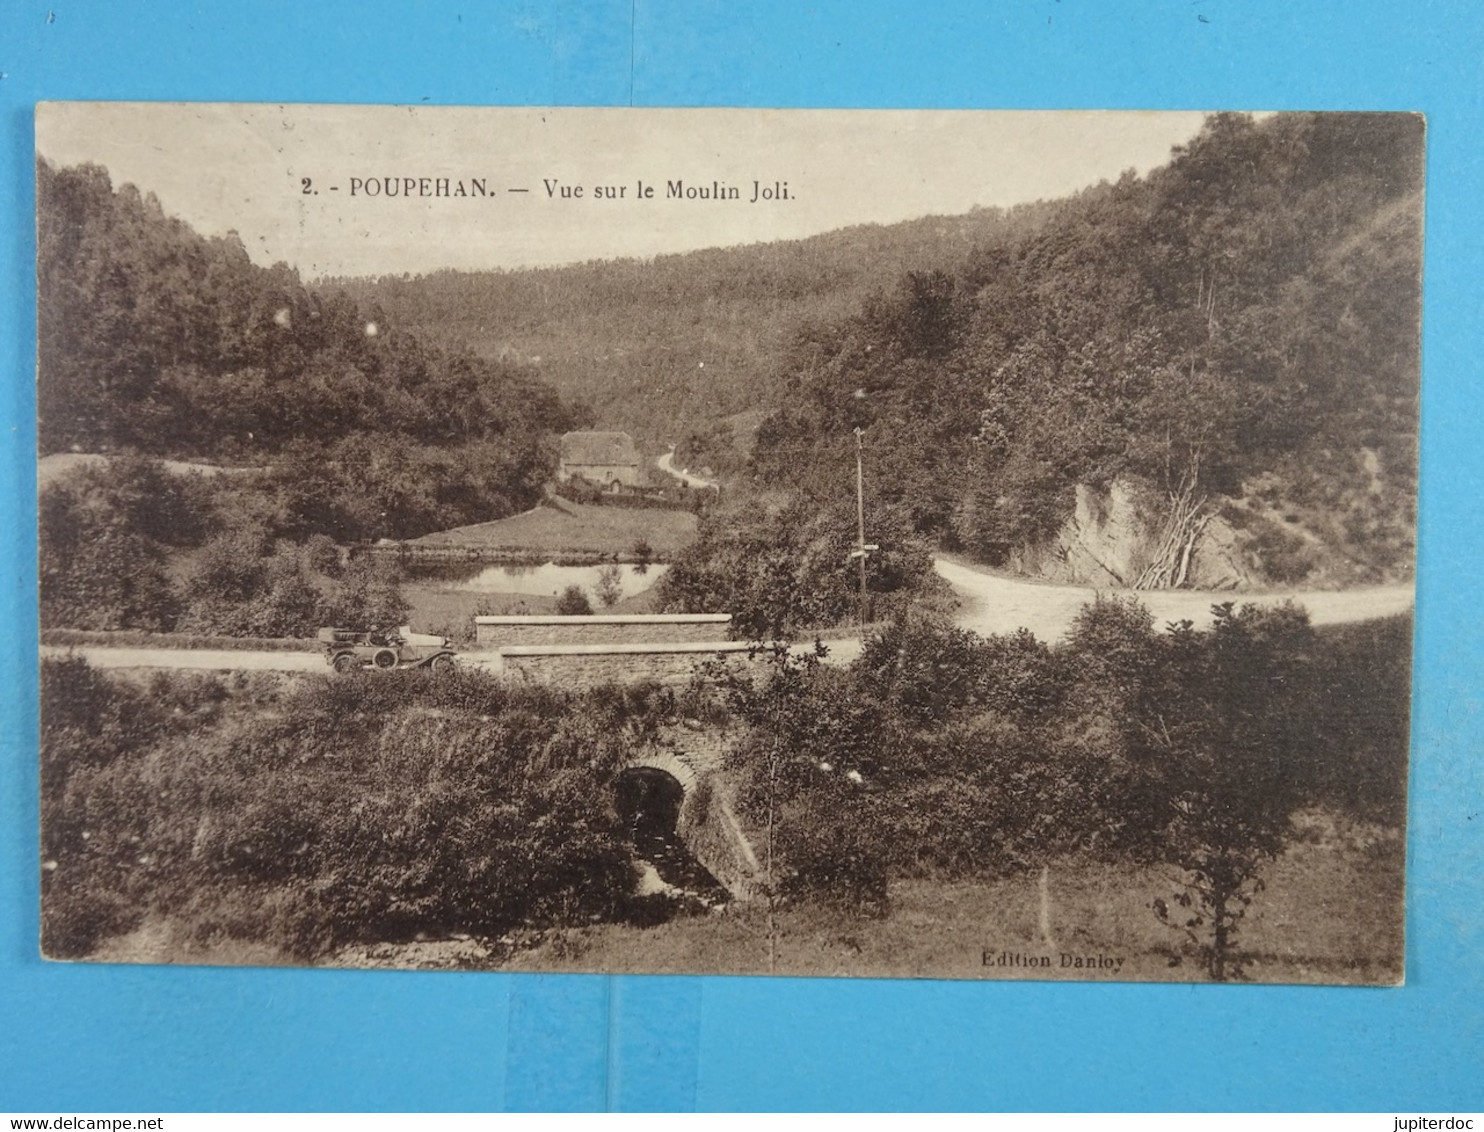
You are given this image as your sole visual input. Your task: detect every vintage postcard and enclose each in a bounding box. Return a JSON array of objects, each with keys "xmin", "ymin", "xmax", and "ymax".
[{"xmin": 35, "ymin": 104, "xmax": 1420, "ymax": 982}]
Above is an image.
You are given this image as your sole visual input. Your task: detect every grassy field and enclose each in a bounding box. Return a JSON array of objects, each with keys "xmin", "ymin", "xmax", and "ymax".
[
  {"xmin": 403, "ymin": 581, "xmax": 663, "ymax": 643},
  {"xmin": 407, "ymin": 496, "xmax": 699, "ymax": 557},
  {"xmin": 88, "ymin": 809, "xmax": 1401, "ymax": 984},
  {"xmin": 496, "ymin": 812, "xmax": 1403, "ymax": 984}
]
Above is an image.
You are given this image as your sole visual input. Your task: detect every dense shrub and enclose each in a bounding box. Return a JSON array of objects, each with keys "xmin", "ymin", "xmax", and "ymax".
[
  {"xmin": 555, "ymin": 585, "xmax": 594, "ymax": 616},
  {"xmin": 657, "ymin": 495, "xmax": 936, "ymax": 637},
  {"xmin": 40, "ymin": 659, "xmax": 229, "ymax": 955},
  {"xmin": 39, "ymin": 662, "xmax": 672, "ymax": 960},
  {"xmin": 553, "ymin": 476, "xmax": 707, "ymax": 513},
  {"xmin": 40, "ymin": 460, "xmax": 414, "ymax": 638}
]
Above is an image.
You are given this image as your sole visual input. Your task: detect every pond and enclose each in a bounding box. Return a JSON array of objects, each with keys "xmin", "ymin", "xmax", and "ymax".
[{"xmin": 436, "ymin": 561, "xmax": 670, "ymax": 601}]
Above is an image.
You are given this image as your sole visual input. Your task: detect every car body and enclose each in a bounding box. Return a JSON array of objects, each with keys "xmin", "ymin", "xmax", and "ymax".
[{"xmin": 317, "ymin": 626, "xmax": 458, "ymax": 673}]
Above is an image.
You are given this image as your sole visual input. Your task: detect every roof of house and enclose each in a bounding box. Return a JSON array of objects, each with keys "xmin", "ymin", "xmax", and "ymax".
[{"xmin": 560, "ymin": 431, "xmax": 639, "ymax": 467}]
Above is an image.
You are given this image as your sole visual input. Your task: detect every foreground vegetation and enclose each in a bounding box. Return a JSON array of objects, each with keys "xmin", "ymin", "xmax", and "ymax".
[
  {"xmin": 41, "ymin": 600, "xmax": 1410, "ymax": 981},
  {"xmin": 506, "ymin": 831, "xmax": 1402, "ymax": 983},
  {"xmin": 772, "ymin": 607, "xmax": 1406, "ymax": 978},
  {"xmin": 40, "ymin": 662, "xmax": 685, "ymax": 960}
]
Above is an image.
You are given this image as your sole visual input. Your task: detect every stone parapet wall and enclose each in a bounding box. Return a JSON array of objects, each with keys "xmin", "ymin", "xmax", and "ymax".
[
  {"xmin": 499, "ymin": 642, "xmax": 754, "ymax": 692},
  {"xmin": 475, "ymin": 613, "xmax": 731, "ymax": 648}
]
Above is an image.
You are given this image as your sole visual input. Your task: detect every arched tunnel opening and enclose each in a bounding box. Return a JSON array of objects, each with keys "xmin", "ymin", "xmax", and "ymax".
[{"xmin": 614, "ymin": 767, "xmax": 727, "ymax": 907}]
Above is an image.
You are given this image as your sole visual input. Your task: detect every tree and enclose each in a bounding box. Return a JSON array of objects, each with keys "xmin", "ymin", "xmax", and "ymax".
[
  {"xmin": 657, "ymin": 494, "xmax": 935, "ymax": 637},
  {"xmin": 701, "ymin": 640, "xmax": 888, "ymax": 967},
  {"xmin": 335, "ymin": 554, "xmax": 411, "ymax": 629},
  {"xmin": 1141, "ymin": 603, "xmax": 1317, "ymax": 980},
  {"xmin": 594, "ymin": 565, "xmax": 624, "ymax": 608},
  {"xmin": 36, "ymin": 157, "xmax": 576, "ymax": 543},
  {"xmin": 39, "ymin": 481, "xmax": 181, "ymax": 632}
]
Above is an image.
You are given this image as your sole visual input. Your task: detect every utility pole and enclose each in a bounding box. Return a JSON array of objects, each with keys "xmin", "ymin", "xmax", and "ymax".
[{"xmin": 849, "ymin": 427, "xmax": 879, "ymax": 631}]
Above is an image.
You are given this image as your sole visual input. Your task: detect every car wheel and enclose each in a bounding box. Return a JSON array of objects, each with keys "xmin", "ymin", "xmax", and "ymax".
[
  {"xmin": 332, "ymin": 652, "xmax": 358, "ymax": 674},
  {"xmin": 372, "ymin": 648, "xmax": 398, "ymax": 669},
  {"xmin": 429, "ymin": 653, "xmax": 455, "ymax": 674}
]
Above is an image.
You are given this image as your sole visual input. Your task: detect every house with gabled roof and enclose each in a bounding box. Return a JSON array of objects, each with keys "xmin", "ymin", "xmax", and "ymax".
[{"xmin": 557, "ymin": 430, "xmax": 641, "ymax": 489}]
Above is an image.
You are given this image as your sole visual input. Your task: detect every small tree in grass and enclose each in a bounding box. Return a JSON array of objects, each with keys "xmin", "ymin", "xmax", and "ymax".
[
  {"xmin": 1144, "ymin": 603, "xmax": 1316, "ymax": 981},
  {"xmin": 700, "ymin": 640, "xmax": 889, "ymax": 968},
  {"xmin": 594, "ymin": 565, "xmax": 624, "ymax": 608},
  {"xmin": 1060, "ymin": 596, "xmax": 1316, "ymax": 981},
  {"xmin": 630, "ymin": 537, "xmax": 653, "ymax": 575}
]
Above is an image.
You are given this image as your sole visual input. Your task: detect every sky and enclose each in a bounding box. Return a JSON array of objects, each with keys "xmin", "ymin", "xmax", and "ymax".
[{"xmin": 35, "ymin": 104, "xmax": 1211, "ymax": 278}]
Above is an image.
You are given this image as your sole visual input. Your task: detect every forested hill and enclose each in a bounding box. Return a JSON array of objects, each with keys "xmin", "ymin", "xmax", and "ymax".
[
  {"xmin": 751, "ymin": 112, "xmax": 1423, "ymax": 587},
  {"xmin": 335, "ymin": 113, "xmax": 1421, "ymax": 591},
  {"xmin": 37, "ymin": 158, "xmax": 584, "ymax": 482},
  {"xmin": 328, "ymin": 202, "xmax": 1061, "ymax": 453}
]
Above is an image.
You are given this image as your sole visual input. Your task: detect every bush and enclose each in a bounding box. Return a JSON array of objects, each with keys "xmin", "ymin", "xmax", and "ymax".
[
  {"xmin": 331, "ymin": 554, "xmax": 410, "ymax": 629},
  {"xmin": 553, "ymin": 476, "xmax": 706, "ymax": 512},
  {"xmin": 181, "ymin": 536, "xmax": 338, "ymax": 638},
  {"xmin": 305, "ymin": 533, "xmax": 343, "ymax": 576},
  {"xmin": 39, "ymin": 498, "xmax": 181, "ymax": 632},
  {"xmin": 555, "ymin": 585, "xmax": 594, "ymax": 616},
  {"xmin": 1244, "ymin": 516, "xmax": 1319, "ymax": 584}
]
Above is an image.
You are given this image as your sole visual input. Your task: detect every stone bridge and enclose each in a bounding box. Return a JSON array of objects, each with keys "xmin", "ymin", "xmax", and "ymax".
[
  {"xmin": 470, "ymin": 615, "xmax": 768, "ymax": 897},
  {"xmin": 617, "ymin": 724, "xmax": 763, "ymax": 900}
]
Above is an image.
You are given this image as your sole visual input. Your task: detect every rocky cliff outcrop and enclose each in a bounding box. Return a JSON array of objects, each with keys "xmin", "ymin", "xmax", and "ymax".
[{"xmin": 1007, "ymin": 478, "xmax": 1260, "ymax": 591}]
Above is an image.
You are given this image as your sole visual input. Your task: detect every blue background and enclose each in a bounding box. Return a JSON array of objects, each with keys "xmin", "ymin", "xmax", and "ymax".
[{"xmin": 2, "ymin": 0, "xmax": 1481, "ymax": 1112}]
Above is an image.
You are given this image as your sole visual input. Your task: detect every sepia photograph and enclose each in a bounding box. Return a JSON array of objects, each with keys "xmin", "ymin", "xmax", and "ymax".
[{"xmin": 35, "ymin": 104, "xmax": 1421, "ymax": 983}]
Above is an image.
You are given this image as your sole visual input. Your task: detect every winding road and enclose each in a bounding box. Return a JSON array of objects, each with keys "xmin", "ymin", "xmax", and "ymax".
[
  {"xmin": 655, "ymin": 448, "xmax": 720, "ymax": 490},
  {"xmin": 935, "ymin": 558, "xmax": 1416, "ymax": 642}
]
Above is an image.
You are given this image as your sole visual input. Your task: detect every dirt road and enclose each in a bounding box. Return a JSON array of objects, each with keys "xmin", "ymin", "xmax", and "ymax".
[
  {"xmin": 934, "ymin": 558, "xmax": 1416, "ymax": 642},
  {"xmin": 655, "ymin": 448, "xmax": 720, "ymax": 490},
  {"xmin": 39, "ymin": 646, "xmax": 506, "ymax": 674}
]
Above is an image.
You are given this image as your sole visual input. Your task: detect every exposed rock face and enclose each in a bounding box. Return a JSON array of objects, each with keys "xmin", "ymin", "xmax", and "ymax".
[
  {"xmin": 1008, "ymin": 477, "xmax": 1258, "ymax": 590},
  {"xmin": 1185, "ymin": 513, "xmax": 1258, "ymax": 591}
]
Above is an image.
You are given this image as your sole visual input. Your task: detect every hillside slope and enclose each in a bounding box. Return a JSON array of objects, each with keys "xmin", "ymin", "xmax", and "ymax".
[
  {"xmin": 328, "ymin": 204, "xmax": 1059, "ymax": 453},
  {"xmin": 746, "ymin": 112, "xmax": 1422, "ymax": 589}
]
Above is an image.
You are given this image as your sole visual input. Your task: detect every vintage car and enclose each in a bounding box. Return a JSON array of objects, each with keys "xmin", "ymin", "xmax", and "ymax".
[{"xmin": 317, "ymin": 626, "xmax": 458, "ymax": 674}]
